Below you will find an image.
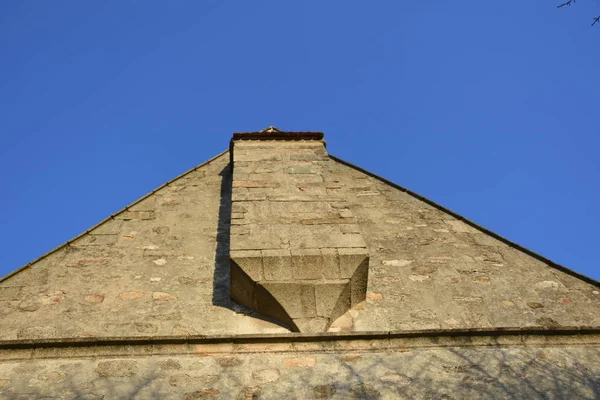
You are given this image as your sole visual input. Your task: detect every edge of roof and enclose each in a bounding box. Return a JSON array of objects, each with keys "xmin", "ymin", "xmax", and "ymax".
[
  {"xmin": 232, "ymin": 131, "xmax": 324, "ymax": 141},
  {"xmin": 329, "ymin": 154, "xmax": 600, "ymax": 288},
  {"xmin": 0, "ymin": 150, "xmax": 230, "ymax": 283}
]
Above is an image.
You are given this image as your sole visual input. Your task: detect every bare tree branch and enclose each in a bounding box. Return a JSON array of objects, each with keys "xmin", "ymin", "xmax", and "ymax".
[
  {"xmin": 557, "ymin": 0, "xmax": 576, "ymax": 8},
  {"xmin": 557, "ymin": 0, "xmax": 598, "ymax": 26}
]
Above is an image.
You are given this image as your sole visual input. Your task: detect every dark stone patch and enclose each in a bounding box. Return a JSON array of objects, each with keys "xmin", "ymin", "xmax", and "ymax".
[
  {"xmin": 411, "ymin": 265, "xmax": 437, "ymax": 275},
  {"xmin": 460, "ymin": 375, "xmax": 495, "ymax": 387},
  {"xmin": 238, "ymin": 386, "xmax": 262, "ymax": 400},
  {"xmin": 341, "ymin": 355, "xmax": 363, "ymax": 362},
  {"xmin": 536, "ymin": 317, "xmax": 560, "ymax": 327},
  {"xmin": 443, "ymin": 365, "xmax": 478, "ymax": 373},
  {"xmin": 350, "ymin": 383, "xmax": 380, "ymax": 399},
  {"xmin": 527, "ymin": 302, "xmax": 544, "ymax": 309},
  {"xmin": 314, "ymin": 384, "xmax": 336, "ymax": 398},
  {"xmin": 217, "ymin": 357, "xmax": 243, "ymax": 367},
  {"xmin": 153, "ymin": 226, "xmax": 170, "ymax": 234},
  {"xmin": 183, "ymin": 389, "xmax": 220, "ymax": 399},
  {"xmin": 178, "ymin": 277, "xmax": 199, "ymax": 285}
]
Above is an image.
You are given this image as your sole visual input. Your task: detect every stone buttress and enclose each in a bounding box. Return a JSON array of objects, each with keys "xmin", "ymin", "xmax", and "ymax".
[{"xmin": 229, "ymin": 128, "xmax": 369, "ymax": 332}]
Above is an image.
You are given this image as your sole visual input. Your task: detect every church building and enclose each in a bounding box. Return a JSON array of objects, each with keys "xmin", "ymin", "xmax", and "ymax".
[{"xmin": 1, "ymin": 128, "xmax": 598, "ymax": 398}]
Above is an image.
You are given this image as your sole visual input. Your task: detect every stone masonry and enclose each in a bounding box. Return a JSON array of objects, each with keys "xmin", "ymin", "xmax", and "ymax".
[
  {"xmin": 0, "ymin": 129, "xmax": 598, "ymax": 341},
  {"xmin": 229, "ymin": 129, "xmax": 369, "ymax": 332},
  {"xmin": 1, "ymin": 127, "xmax": 599, "ymax": 398}
]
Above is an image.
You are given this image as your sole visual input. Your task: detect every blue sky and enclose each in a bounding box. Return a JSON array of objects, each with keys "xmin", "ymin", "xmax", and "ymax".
[{"xmin": 1, "ymin": 1, "xmax": 599, "ymax": 281}]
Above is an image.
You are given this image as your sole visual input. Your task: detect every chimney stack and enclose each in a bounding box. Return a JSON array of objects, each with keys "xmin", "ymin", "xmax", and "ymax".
[{"xmin": 229, "ymin": 127, "xmax": 369, "ymax": 332}]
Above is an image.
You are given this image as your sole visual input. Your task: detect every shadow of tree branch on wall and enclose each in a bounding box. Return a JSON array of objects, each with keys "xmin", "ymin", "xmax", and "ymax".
[
  {"xmin": 329, "ymin": 343, "xmax": 600, "ymax": 400},
  {"xmin": 1, "ymin": 342, "xmax": 599, "ymax": 399}
]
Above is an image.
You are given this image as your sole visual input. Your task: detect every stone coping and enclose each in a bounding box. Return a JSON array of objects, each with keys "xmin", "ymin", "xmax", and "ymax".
[
  {"xmin": 232, "ymin": 132, "xmax": 324, "ymax": 141},
  {"xmin": 1, "ymin": 327, "xmax": 599, "ymax": 352}
]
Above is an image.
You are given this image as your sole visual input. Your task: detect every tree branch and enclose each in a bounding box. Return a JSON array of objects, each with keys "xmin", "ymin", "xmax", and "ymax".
[
  {"xmin": 557, "ymin": 1, "xmax": 598, "ymax": 27},
  {"xmin": 557, "ymin": 0, "xmax": 576, "ymax": 8}
]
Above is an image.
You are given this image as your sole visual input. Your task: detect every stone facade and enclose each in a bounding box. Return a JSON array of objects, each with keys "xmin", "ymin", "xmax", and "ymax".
[
  {"xmin": 1, "ymin": 332, "xmax": 599, "ymax": 399},
  {"xmin": 0, "ymin": 128, "xmax": 599, "ymax": 398}
]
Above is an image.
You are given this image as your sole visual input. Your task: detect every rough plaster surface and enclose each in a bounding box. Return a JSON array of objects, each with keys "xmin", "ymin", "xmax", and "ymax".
[
  {"xmin": 1, "ymin": 150, "xmax": 599, "ymax": 340},
  {"xmin": 0, "ymin": 344, "xmax": 598, "ymax": 399}
]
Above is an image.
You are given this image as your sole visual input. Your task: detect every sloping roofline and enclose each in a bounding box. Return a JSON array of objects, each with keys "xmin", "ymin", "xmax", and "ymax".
[
  {"xmin": 0, "ymin": 150, "xmax": 229, "ymax": 283},
  {"xmin": 330, "ymin": 155, "xmax": 599, "ymax": 287},
  {"xmin": 2, "ymin": 151, "xmax": 598, "ymax": 288}
]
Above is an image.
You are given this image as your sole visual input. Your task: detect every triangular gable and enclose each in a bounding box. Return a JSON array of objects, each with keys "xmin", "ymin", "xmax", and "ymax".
[{"xmin": 1, "ymin": 150, "xmax": 598, "ymax": 341}]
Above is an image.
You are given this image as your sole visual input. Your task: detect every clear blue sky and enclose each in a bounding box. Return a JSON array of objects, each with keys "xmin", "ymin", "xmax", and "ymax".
[{"xmin": 1, "ymin": 1, "xmax": 599, "ymax": 281}]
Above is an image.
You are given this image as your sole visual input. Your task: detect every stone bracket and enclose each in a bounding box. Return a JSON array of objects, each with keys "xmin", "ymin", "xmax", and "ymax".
[{"xmin": 230, "ymin": 248, "xmax": 368, "ymax": 333}]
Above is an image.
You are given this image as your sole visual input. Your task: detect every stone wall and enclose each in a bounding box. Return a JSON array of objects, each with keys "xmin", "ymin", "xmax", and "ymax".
[
  {"xmin": 1, "ymin": 136, "xmax": 599, "ymax": 399},
  {"xmin": 325, "ymin": 157, "xmax": 600, "ymax": 332},
  {"xmin": 0, "ymin": 153, "xmax": 288, "ymax": 340},
  {"xmin": 1, "ymin": 149, "xmax": 598, "ymax": 340},
  {"xmin": 1, "ymin": 335, "xmax": 599, "ymax": 399}
]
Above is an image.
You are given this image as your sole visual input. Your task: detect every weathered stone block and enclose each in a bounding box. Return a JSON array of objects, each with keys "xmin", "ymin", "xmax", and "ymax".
[
  {"xmin": 254, "ymin": 283, "xmax": 297, "ymax": 331},
  {"xmin": 234, "ymin": 152, "xmax": 282, "ymax": 162},
  {"xmin": 350, "ymin": 258, "xmax": 369, "ymax": 306},
  {"xmin": 283, "ymin": 167, "xmax": 315, "ymax": 174},
  {"xmin": 232, "ymin": 180, "xmax": 280, "ymax": 188},
  {"xmin": 339, "ymin": 247, "xmax": 369, "ymax": 278},
  {"xmin": 293, "ymin": 317, "xmax": 329, "ymax": 333},
  {"xmin": 230, "ymin": 250, "xmax": 263, "ymax": 281},
  {"xmin": 231, "ymin": 192, "xmax": 267, "ymax": 202},
  {"xmin": 315, "ymin": 280, "xmax": 350, "ymax": 318},
  {"xmin": 261, "ymin": 282, "xmax": 316, "ymax": 319},
  {"xmin": 339, "ymin": 209, "xmax": 354, "ymax": 218},
  {"xmin": 340, "ymin": 225, "xmax": 361, "ymax": 234},
  {"xmin": 290, "ymin": 152, "xmax": 328, "ymax": 161},
  {"xmin": 291, "ymin": 249, "xmax": 322, "ymax": 280},
  {"xmin": 152, "ymin": 292, "xmax": 177, "ymax": 301},
  {"xmin": 230, "ymin": 262, "xmax": 255, "ymax": 310},
  {"xmin": 230, "ymin": 232, "xmax": 281, "ymax": 251},
  {"xmin": 262, "ymin": 249, "xmax": 292, "ymax": 281},
  {"xmin": 321, "ymin": 248, "xmax": 341, "ymax": 279},
  {"xmin": 96, "ymin": 360, "xmax": 138, "ymax": 377},
  {"xmin": 231, "ymin": 203, "xmax": 248, "ymax": 213}
]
